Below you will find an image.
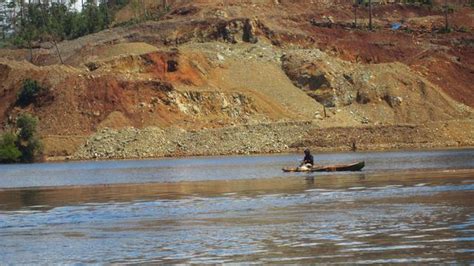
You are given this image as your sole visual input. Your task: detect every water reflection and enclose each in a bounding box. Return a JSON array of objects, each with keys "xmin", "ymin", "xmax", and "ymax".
[
  {"xmin": 0, "ymin": 149, "xmax": 473, "ymax": 188},
  {"xmin": 0, "ymin": 169, "xmax": 471, "ymax": 211},
  {"xmin": 0, "ymin": 169, "xmax": 473, "ymax": 263},
  {"xmin": 0, "ymin": 149, "xmax": 473, "ymax": 264}
]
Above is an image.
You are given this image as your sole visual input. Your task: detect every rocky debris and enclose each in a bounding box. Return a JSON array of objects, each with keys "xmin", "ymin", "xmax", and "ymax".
[
  {"xmin": 383, "ymin": 94, "xmax": 403, "ymax": 108},
  {"xmin": 170, "ymin": 5, "xmax": 200, "ymax": 17},
  {"xmin": 243, "ymin": 19, "xmax": 259, "ymax": 44},
  {"xmin": 156, "ymin": 17, "xmax": 263, "ymax": 47},
  {"xmin": 310, "ymin": 16, "xmax": 335, "ymax": 28},
  {"xmin": 168, "ymin": 90, "xmax": 257, "ymax": 119},
  {"xmin": 281, "ymin": 49, "xmax": 356, "ymax": 107},
  {"xmin": 186, "ymin": 41, "xmax": 283, "ymax": 64},
  {"xmin": 73, "ymin": 121, "xmax": 314, "ymax": 160},
  {"xmin": 73, "ymin": 119, "xmax": 474, "ymax": 160},
  {"xmin": 295, "ymin": 120, "xmax": 474, "ymax": 152},
  {"xmin": 280, "ymin": 49, "xmax": 471, "ymax": 124},
  {"xmin": 356, "ymin": 90, "xmax": 371, "ymax": 104}
]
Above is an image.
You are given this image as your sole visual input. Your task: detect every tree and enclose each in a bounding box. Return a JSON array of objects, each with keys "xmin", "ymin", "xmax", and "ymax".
[
  {"xmin": 16, "ymin": 113, "xmax": 43, "ymax": 163},
  {"xmin": 5, "ymin": 0, "xmax": 115, "ymax": 48},
  {"xmin": 353, "ymin": 2, "xmax": 359, "ymax": 28},
  {"xmin": 130, "ymin": 0, "xmax": 140, "ymax": 20},
  {"xmin": 442, "ymin": 0, "xmax": 455, "ymax": 32},
  {"xmin": 99, "ymin": 0, "xmax": 109, "ymax": 26},
  {"xmin": 0, "ymin": 0, "xmax": 7, "ymax": 40},
  {"xmin": 0, "ymin": 113, "xmax": 43, "ymax": 164},
  {"xmin": 6, "ymin": 0, "xmax": 16, "ymax": 35},
  {"xmin": 368, "ymin": 0, "xmax": 373, "ymax": 30},
  {"xmin": 0, "ymin": 132, "xmax": 22, "ymax": 163},
  {"xmin": 17, "ymin": 78, "xmax": 45, "ymax": 107}
]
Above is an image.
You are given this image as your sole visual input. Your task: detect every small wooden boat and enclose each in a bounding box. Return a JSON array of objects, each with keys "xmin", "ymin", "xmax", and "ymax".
[{"xmin": 282, "ymin": 161, "xmax": 365, "ymax": 172}]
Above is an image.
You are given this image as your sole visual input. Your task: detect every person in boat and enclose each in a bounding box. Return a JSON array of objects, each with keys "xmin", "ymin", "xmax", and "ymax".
[{"xmin": 299, "ymin": 149, "xmax": 314, "ymax": 170}]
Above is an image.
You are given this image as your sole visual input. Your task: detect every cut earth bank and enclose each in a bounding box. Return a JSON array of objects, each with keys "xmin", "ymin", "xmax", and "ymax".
[{"xmin": 0, "ymin": 0, "xmax": 473, "ymax": 161}]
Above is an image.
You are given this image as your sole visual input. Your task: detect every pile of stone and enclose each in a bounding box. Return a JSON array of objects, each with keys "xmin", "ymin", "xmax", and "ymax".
[{"xmin": 73, "ymin": 121, "xmax": 315, "ymax": 160}]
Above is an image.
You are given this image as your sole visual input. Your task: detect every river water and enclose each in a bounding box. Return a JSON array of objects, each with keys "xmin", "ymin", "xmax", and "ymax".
[{"xmin": 0, "ymin": 149, "xmax": 473, "ymax": 264}]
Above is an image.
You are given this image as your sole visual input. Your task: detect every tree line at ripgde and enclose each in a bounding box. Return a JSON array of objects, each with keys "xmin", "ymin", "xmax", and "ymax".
[{"xmin": 0, "ymin": 0, "xmax": 128, "ymax": 47}]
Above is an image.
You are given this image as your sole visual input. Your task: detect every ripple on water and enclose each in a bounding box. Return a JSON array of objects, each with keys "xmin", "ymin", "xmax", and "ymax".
[
  {"xmin": 343, "ymin": 244, "xmax": 426, "ymax": 252},
  {"xmin": 354, "ymin": 257, "xmax": 440, "ymax": 264},
  {"xmin": 415, "ymin": 183, "xmax": 429, "ymax": 187},
  {"xmin": 420, "ymin": 227, "xmax": 451, "ymax": 232},
  {"xmin": 260, "ymin": 256, "xmax": 318, "ymax": 262},
  {"xmin": 420, "ymin": 237, "xmax": 474, "ymax": 243},
  {"xmin": 1, "ymin": 163, "xmax": 474, "ymax": 264},
  {"xmin": 454, "ymin": 249, "xmax": 474, "ymax": 253},
  {"xmin": 348, "ymin": 187, "xmax": 366, "ymax": 190},
  {"xmin": 404, "ymin": 235, "xmax": 430, "ymax": 239},
  {"xmin": 289, "ymin": 242, "xmax": 322, "ymax": 247},
  {"xmin": 335, "ymin": 241, "xmax": 366, "ymax": 246},
  {"xmin": 304, "ymin": 188, "xmax": 334, "ymax": 193}
]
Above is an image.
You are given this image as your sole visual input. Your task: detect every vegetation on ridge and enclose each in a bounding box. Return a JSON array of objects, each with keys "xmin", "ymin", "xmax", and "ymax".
[{"xmin": 0, "ymin": 0, "xmax": 129, "ymax": 47}]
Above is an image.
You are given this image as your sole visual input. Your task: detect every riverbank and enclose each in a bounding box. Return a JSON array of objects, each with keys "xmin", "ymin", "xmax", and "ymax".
[{"xmin": 59, "ymin": 119, "xmax": 474, "ymax": 161}]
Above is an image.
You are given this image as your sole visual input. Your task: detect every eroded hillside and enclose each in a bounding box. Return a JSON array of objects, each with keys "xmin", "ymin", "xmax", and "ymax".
[{"xmin": 0, "ymin": 0, "xmax": 473, "ymax": 159}]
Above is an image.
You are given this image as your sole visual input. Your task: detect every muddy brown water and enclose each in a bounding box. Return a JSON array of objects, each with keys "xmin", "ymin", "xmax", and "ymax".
[{"xmin": 0, "ymin": 149, "xmax": 473, "ymax": 264}]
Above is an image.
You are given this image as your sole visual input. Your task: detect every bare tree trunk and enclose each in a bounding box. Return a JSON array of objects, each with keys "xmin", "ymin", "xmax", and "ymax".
[
  {"xmin": 12, "ymin": 0, "xmax": 17, "ymax": 33},
  {"xmin": 354, "ymin": 4, "xmax": 358, "ymax": 28},
  {"xmin": 19, "ymin": 0, "xmax": 24, "ymax": 28},
  {"xmin": 53, "ymin": 40, "xmax": 63, "ymax": 64},
  {"xmin": 0, "ymin": 2, "xmax": 6, "ymax": 39},
  {"xmin": 444, "ymin": 0, "xmax": 449, "ymax": 31},
  {"xmin": 368, "ymin": 0, "xmax": 373, "ymax": 30},
  {"xmin": 103, "ymin": 0, "xmax": 109, "ymax": 25},
  {"xmin": 28, "ymin": 39, "xmax": 33, "ymax": 63}
]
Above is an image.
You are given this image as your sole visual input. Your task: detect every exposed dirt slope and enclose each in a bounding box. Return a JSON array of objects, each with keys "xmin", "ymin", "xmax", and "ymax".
[{"xmin": 0, "ymin": 0, "xmax": 473, "ymax": 159}]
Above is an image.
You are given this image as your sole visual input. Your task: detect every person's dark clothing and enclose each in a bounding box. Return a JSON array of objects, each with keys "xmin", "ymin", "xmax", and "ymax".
[{"xmin": 303, "ymin": 154, "xmax": 314, "ymax": 165}]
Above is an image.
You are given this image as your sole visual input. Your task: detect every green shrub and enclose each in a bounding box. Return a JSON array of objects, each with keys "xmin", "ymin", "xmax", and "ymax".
[
  {"xmin": 0, "ymin": 132, "xmax": 22, "ymax": 163},
  {"xmin": 11, "ymin": 35, "xmax": 27, "ymax": 48},
  {"xmin": 17, "ymin": 113, "xmax": 38, "ymax": 140},
  {"xmin": 17, "ymin": 136, "xmax": 43, "ymax": 163},
  {"xmin": 423, "ymin": 0, "xmax": 433, "ymax": 6},
  {"xmin": 16, "ymin": 113, "xmax": 43, "ymax": 163},
  {"xmin": 17, "ymin": 79, "xmax": 45, "ymax": 107},
  {"xmin": 0, "ymin": 114, "xmax": 43, "ymax": 164}
]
